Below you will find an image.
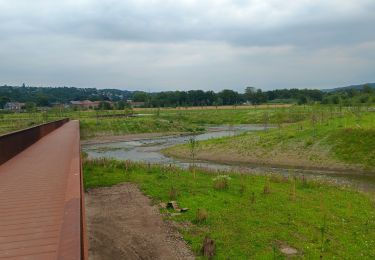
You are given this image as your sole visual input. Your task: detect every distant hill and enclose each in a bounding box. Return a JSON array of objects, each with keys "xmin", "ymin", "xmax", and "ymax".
[
  {"xmin": 0, "ymin": 86, "xmax": 133, "ymax": 105},
  {"xmin": 322, "ymin": 83, "xmax": 375, "ymax": 93}
]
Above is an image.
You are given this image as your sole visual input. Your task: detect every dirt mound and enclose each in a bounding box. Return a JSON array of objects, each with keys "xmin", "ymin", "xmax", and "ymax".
[{"xmin": 85, "ymin": 183, "xmax": 194, "ymax": 260}]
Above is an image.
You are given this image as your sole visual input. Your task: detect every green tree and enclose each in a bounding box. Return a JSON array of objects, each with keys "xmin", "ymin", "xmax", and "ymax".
[
  {"xmin": 25, "ymin": 102, "xmax": 37, "ymax": 112},
  {"xmin": 244, "ymin": 86, "xmax": 257, "ymax": 103},
  {"xmin": 133, "ymin": 92, "xmax": 148, "ymax": 102},
  {"xmin": 363, "ymin": 84, "xmax": 373, "ymax": 94},
  {"xmin": 98, "ymin": 101, "xmax": 112, "ymax": 110},
  {"xmin": 36, "ymin": 94, "xmax": 49, "ymax": 107},
  {"xmin": 298, "ymin": 96, "xmax": 308, "ymax": 105},
  {"xmin": 0, "ymin": 96, "xmax": 10, "ymax": 109},
  {"xmin": 115, "ymin": 101, "xmax": 130, "ymax": 110}
]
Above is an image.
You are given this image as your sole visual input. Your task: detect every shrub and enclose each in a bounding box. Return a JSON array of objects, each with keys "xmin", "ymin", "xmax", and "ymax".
[
  {"xmin": 305, "ymin": 138, "xmax": 314, "ymax": 147},
  {"xmin": 290, "ymin": 179, "xmax": 296, "ymax": 201},
  {"xmin": 213, "ymin": 175, "xmax": 231, "ymax": 190},
  {"xmin": 169, "ymin": 186, "xmax": 178, "ymax": 200},
  {"xmin": 250, "ymin": 192, "xmax": 256, "ymax": 204},
  {"xmin": 239, "ymin": 183, "xmax": 246, "ymax": 195},
  {"xmin": 195, "ymin": 208, "xmax": 208, "ymax": 223},
  {"xmin": 239, "ymin": 174, "xmax": 247, "ymax": 195},
  {"xmin": 269, "ymin": 174, "xmax": 289, "ymax": 183},
  {"xmin": 263, "ymin": 178, "xmax": 271, "ymax": 194}
]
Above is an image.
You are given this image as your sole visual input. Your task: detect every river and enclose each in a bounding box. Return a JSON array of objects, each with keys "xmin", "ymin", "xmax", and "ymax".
[{"xmin": 82, "ymin": 125, "xmax": 375, "ymax": 192}]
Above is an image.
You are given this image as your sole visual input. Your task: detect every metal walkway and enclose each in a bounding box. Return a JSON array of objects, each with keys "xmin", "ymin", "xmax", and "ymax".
[{"xmin": 0, "ymin": 120, "xmax": 87, "ymax": 259}]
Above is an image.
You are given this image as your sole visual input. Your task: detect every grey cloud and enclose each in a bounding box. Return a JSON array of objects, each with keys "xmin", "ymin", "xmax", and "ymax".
[
  {"xmin": 0, "ymin": 0, "xmax": 374, "ymax": 90},
  {"xmin": 2, "ymin": 0, "xmax": 374, "ymax": 47}
]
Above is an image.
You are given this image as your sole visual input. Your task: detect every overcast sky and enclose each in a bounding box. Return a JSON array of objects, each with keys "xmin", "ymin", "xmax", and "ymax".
[{"xmin": 0, "ymin": 0, "xmax": 374, "ymax": 92}]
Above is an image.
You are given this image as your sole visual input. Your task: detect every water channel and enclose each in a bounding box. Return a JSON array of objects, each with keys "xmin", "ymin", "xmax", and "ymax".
[{"xmin": 82, "ymin": 125, "xmax": 375, "ymax": 192}]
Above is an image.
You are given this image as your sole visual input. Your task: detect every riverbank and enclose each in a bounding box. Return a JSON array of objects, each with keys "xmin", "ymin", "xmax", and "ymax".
[
  {"xmin": 84, "ymin": 159, "xmax": 375, "ymax": 259},
  {"xmin": 162, "ymin": 111, "xmax": 375, "ymax": 173},
  {"xmin": 162, "ymin": 142, "xmax": 365, "ymax": 173}
]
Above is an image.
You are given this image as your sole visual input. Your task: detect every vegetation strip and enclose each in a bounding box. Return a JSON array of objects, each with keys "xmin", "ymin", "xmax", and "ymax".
[
  {"xmin": 84, "ymin": 159, "xmax": 375, "ymax": 259},
  {"xmin": 163, "ymin": 109, "xmax": 375, "ymax": 172}
]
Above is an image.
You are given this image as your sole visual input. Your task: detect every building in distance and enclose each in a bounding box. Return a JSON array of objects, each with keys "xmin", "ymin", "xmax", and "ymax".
[
  {"xmin": 70, "ymin": 100, "xmax": 101, "ymax": 109},
  {"xmin": 4, "ymin": 102, "xmax": 25, "ymax": 111}
]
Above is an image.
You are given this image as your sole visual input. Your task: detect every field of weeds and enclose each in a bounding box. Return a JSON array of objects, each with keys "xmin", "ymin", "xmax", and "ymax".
[
  {"xmin": 84, "ymin": 159, "xmax": 375, "ymax": 259},
  {"xmin": 164, "ymin": 106, "xmax": 375, "ymax": 171}
]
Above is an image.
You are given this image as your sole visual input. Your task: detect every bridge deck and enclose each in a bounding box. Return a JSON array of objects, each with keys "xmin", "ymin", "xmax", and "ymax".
[{"xmin": 0, "ymin": 120, "xmax": 83, "ymax": 259}]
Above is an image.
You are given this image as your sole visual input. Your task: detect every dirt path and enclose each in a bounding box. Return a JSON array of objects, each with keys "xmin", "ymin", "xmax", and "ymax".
[{"xmin": 85, "ymin": 183, "xmax": 195, "ymax": 260}]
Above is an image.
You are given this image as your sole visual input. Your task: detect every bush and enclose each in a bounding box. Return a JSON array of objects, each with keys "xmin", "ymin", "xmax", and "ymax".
[
  {"xmin": 213, "ymin": 175, "xmax": 231, "ymax": 190},
  {"xmin": 263, "ymin": 178, "xmax": 271, "ymax": 194},
  {"xmin": 168, "ymin": 186, "xmax": 178, "ymax": 200},
  {"xmin": 195, "ymin": 208, "xmax": 208, "ymax": 223},
  {"xmin": 305, "ymin": 138, "xmax": 314, "ymax": 147}
]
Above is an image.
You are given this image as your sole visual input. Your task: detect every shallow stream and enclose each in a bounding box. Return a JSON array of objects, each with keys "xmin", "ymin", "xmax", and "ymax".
[{"xmin": 82, "ymin": 125, "xmax": 375, "ymax": 192}]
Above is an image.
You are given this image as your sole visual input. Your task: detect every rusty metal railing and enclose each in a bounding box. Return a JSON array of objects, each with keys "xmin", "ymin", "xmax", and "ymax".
[
  {"xmin": 56, "ymin": 120, "xmax": 88, "ymax": 260},
  {"xmin": 0, "ymin": 119, "xmax": 88, "ymax": 259},
  {"xmin": 80, "ymin": 145, "xmax": 89, "ymax": 260},
  {"xmin": 0, "ymin": 118, "xmax": 69, "ymax": 165}
]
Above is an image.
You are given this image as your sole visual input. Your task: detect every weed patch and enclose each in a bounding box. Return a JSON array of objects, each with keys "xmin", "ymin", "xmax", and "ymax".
[{"xmin": 84, "ymin": 159, "xmax": 375, "ymax": 258}]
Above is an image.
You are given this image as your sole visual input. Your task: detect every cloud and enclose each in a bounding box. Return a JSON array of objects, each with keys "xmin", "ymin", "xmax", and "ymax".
[
  {"xmin": 0, "ymin": 0, "xmax": 374, "ymax": 90},
  {"xmin": 2, "ymin": 0, "xmax": 374, "ymax": 45}
]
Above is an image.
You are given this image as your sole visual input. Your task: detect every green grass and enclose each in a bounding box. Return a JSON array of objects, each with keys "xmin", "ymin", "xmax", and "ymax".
[
  {"xmin": 329, "ymin": 128, "xmax": 375, "ymax": 168},
  {"xmin": 0, "ymin": 109, "xmax": 202, "ymax": 138},
  {"xmin": 0, "ymin": 105, "xmax": 328, "ymax": 137},
  {"xmin": 164, "ymin": 110, "xmax": 375, "ymax": 170},
  {"xmin": 79, "ymin": 117, "xmax": 201, "ymax": 139},
  {"xmin": 84, "ymin": 159, "xmax": 375, "ymax": 259},
  {"xmin": 78, "ymin": 106, "xmax": 310, "ymax": 138},
  {"xmin": 2, "ymin": 105, "xmax": 374, "ymax": 163},
  {"xmin": 0, "ymin": 118, "xmax": 39, "ymax": 135},
  {"xmin": 0, "ymin": 112, "xmax": 51, "ymax": 134},
  {"xmin": 146, "ymin": 105, "xmax": 315, "ymax": 125},
  {"xmin": 76, "ymin": 106, "xmax": 311, "ymax": 138}
]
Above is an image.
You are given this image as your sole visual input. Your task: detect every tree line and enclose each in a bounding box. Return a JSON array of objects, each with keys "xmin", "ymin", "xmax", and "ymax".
[
  {"xmin": 134, "ymin": 88, "xmax": 325, "ymax": 107},
  {"xmin": 132, "ymin": 85, "xmax": 374, "ymax": 107},
  {"xmin": 0, "ymin": 83, "xmax": 374, "ymax": 109},
  {"xmin": 0, "ymin": 85, "xmax": 132, "ymax": 108}
]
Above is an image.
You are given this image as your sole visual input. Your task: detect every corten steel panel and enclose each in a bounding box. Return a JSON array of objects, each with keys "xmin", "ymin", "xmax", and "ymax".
[
  {"xmin": 80, "ymin": 159, "xmax": 89, "ymax": 260},
  {"xmin": 0, "ymin": 120, "xmax": 87, "ymax": 259},
  {"xmin": 0, "ymin": 119, "xmax": 69, "ymax": 165}
]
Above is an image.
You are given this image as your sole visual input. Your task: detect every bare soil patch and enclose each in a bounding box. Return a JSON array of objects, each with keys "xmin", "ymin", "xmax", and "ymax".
[
  {"xmin": 85, "ymin": 183, "xmax": 195, "ymax": 260},
  {"xmin": 163, "ymin": 145, "xmax": 370, "ymax": 174}
]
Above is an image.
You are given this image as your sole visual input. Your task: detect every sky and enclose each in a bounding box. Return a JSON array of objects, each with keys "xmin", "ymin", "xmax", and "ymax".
[{"xmin": 0, "ymin": 0, "xmax": 374, "ymax": 92}]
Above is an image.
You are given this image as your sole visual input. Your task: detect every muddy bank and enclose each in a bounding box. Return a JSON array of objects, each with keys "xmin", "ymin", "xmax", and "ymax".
[
  {"xmin": 85, "ymin": 183, "xmax": 194, "ymax": 260},
  {"xmin": 162, "ymin": 148, "xmax": 372, "ymax": 174}
]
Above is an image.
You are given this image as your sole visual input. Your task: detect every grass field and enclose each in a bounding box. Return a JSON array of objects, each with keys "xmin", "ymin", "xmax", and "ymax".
[
  {"xmin": 0, "ymin": 109, "xmax": 198, "ymax": 137},
  {"xmin": 84, "ymin": 159, "xmax": 375, "ymax": 259},
  {"xmin": 2, "ymin": 106, "xmax": 374, "ymax": 171},
  {"xmin": 1, "ymin": 105, "xmax": 302, "ymax": 137},
  {"xmin": 77, "ymin": 106, "xmax": 310, "ymax": 138},
  {"xmin": 2, "ymin": 105, "xmax": 375, "ymax": 258},
  {"xmin": 163, "ymin": 108, "xmax": 375, "ymax": 171}
]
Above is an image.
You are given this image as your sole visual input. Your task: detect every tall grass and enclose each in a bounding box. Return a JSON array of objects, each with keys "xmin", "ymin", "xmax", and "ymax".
[
  {"xmin": 164, "ymin": 108, "xmax": 375, "ymax": 170},
  {"xmin": 84, "ymin": 159, "xmax": 375, "ymax": 259}
]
